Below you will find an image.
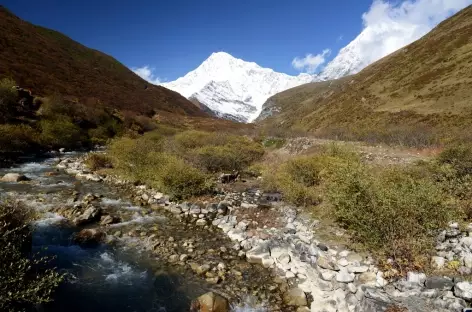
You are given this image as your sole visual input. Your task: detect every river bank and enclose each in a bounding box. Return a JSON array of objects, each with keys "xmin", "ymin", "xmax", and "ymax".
[
  {"xmin": 55, "ymin": 153, "xmax": 472, "ymax": 312},
  {"xmin": 3, "ymin": 151, "xmax": 472, "ymax": 311}
]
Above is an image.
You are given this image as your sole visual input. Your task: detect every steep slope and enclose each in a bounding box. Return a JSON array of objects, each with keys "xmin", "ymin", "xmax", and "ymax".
[
  {"xmin": 162, "ymin": 52, "xmax": 317, "ymax": 122},
  {"xmin": 258, "ymin": 6, "xmax": 472, "ymax": 145},
  {"xmin": 0, "ymin": 6, "xmax": 205, "ymax": 117}
]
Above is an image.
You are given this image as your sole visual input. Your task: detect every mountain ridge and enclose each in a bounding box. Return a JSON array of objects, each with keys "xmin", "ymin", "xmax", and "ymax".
[{"xmin": 0, "ymin": 5, "xmax": 206, "ymax": 118}]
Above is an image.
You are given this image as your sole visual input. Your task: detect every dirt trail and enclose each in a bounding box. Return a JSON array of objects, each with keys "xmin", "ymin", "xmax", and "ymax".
[{"xmin": 278, "ymin": 137, "xmax": 440, "ymax": 165}]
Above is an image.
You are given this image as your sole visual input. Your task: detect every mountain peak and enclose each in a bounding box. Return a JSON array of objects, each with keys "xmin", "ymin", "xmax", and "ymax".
[{"xmin": 162, "ymin": 53, "xmax": 317, "ymax": 122}]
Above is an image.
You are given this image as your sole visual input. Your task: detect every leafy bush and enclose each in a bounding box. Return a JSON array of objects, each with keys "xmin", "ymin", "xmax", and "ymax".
[
  {"xmin": 0, "ymin": 78, "xmax": 18, "ymax": 123},
  {"xmin": 262, "ymin": 147, "xmax": 358, "ymax": 206},
  {"xmin": 174, "ymin": 130, "xmax": 217, "ymax": 149},
  {"xmin": 0, "ymin": 201, "xmax": 64, "ymax": 310},
  {"xmin": 437, "ymin": 144, "xmax": 472, "ymax": 177},
  {"xmin": 85, "ymin": 153, "xmax": 113, "ymax": 171},
  {"xmin": 0, "ymin": 124, "xmax": 39, "ymax": 154},
  {"xmin": 39, "ymin": 117, "xmax": 83, "ymax": 149},
  {"xmin": 327, "ymin": 165, "xmax": 457, "ymax": 269},
  {"xmin": 193, "ymin": 138, "xmax": 264, "ymax": 173},
  {"xmin": 156, "ymin": 154, "xmax": 212, "ymax": 199},
  {"xmin": 108, "ymin": 136, "xmax": 212, "ymax": 199}
]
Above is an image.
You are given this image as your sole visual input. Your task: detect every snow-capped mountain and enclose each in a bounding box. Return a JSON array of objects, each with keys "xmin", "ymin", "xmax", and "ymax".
[
  {"xmin": 161, "ymin": 52, "xmax": 317, "ymax": 122},
  {"xmin": 320, "ymin": 22, "xmax": 424, "ymax": 80}
]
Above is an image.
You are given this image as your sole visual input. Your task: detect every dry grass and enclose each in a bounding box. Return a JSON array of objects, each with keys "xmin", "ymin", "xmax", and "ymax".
[{"xmin": 259, "ymin": 6, "xmax": 472, "ymax": 147}]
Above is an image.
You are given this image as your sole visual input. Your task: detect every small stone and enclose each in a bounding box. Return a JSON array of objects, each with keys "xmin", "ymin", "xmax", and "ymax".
[
  {"xmin": 464, "ymin": 254, "xmax": 472, "ymax": 269},
  {"xmin": 424, "ymin": 276, "xmax": 453, "ymax": 290},
  {"xmin": 179, "ymin": 254, "xmax": 189, "ymax": 262},
  {"xmin": 348, "ymin": 266, "xmax": 369, "ymax": 273},
  {"xmin": 318, "ymin": 243, "xmax": 329, "ymax": 252},
  {"xmin": 338, "ymin": 250, "xmax": 350, "ymax": 258},
  {"xmin": 407, "ymin": 272, "xmax": 426, "ymax": 285},
  {"xmin": 454, "ymin": 282, "xmax": 472, "ymax": 301},
  {"xmin": 376, "ymin": 272, "xmax": 387, "ymax": 287},
  {"xmin": 321, "ymin": 271, "xmax": 336, "ymax": 281},
  {"xmin": 196, "ymin": 219, "xmax": 207, "ymax": 226},
  {"xmin": 449, "ymin": 222, "xmax": 459, "ymax": 229},
  {"xmin": 346, "ymin": 253, "xmax": 363, "ymax": 264},
  {"xmin": 217, "ymin": 262, "xmax": 226, "ymax": 271},
  {"xmin": 296, "ymin": 307, "xmax": 310, "ymax": 312},
  {"xmin": 168, "ymin": 237, "xmax": 175, "ymax": 242},
  {"xmin": 336, "ymin": 268, "xmax": 355, "ymax": 283},
  {"xmin": 169, "ymin": 206, "xmax": 182, "ymax": 214},
  {"xmin": 283, "ymin": 288, "xmax": 307, "ymax": 307},
  {"xmin": 278, "ymin": 253, "xmax": 291, "ymax": 265},
  {"xmin": 196, "ymin": 264, "xmax": 211, "ymax": 275},
  {"xmin": 431, "ymin": 256, "xmax": 446, "ymax": 269},
  {"xmin": 286, "ymin": 271, "xmax": 296, "ymax": 279},
  {"xmin": 347, "ymin": 283, "xmax": 357, "ymax": 294},
  {"xmin": 358, "ymin": 272, "xmax": 377, "ymax": 286},
  {"xmin": 190, "ymin": 292, "xmax": 229, "ymax": 312},
  {"xmin": 169, "ymin": 255, "xmax": 179, "ymax": 263},
  {"xmin": 338, "ymin": 258, "xmax": 349, "ymax": 267},
  {"xmin": 317, "ymin": 256, "xmax": 339, "ymax": 271}
]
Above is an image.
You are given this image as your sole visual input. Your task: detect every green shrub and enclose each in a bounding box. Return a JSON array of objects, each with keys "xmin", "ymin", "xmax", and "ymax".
[
  {"xmin": 85, "ymin": 153, "xmax": 113, "ymax": 171},
  {"xmin": 193, "ymin": 138, "xmax": 264, "ymax": 172},
  {"xmin": 0, "ymin": 78, "xmax": 18, "ymax": 123},
  {"xmin": 39, "ymin": 117, "xmax": 83, "ymax": 148},
  {"xmin": 327, "ymin": 165, "xmax": 457, "ymax": 268},
  {"xmin": 262, "ymin": 148, "xmax": 357, "ymax": 206},
  {"xmin": 0, "ymin": 124, "xmax": 39, "ymax": 154},
  {"xmin": 0, "ymin": 201, "xmax": 64, "ymax": 310},
  {"xmin": 174, "ymin": 130, "xmax": 217, "ymax": 149},
  {"xmin": 437, "ymin": 144, "xmax": 472, "ymax": 177},
  {"xmin": 156, "ymin": 154, "xmax": 212, "ymax": 199}
]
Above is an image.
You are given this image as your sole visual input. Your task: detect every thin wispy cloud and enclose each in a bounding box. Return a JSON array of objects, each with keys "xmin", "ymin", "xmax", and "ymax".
[
  {"xmin": 337, "ymin": 35, "xmax": 344, "ymax": 42},
  {"xmin": 132, "ymin": 66, "xmax": 164, "ymax": 84},
  {"xmin": 291, "ymin": 49, "xmax": 331, "ymax": 74}
]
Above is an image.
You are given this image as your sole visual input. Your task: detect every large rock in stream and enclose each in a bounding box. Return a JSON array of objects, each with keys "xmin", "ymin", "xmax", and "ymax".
[
  {"xmin": 1, "ymin": 173, "xmax": 30, "ymax": 182},
  {"xmin": 190, "ymin": 292, "xmax": 229, "ymax": 312},
  {"xmin": 73, "ymin": 229, "xmax": 106, "ymax": 248},
  {"xmin": 73, "ymin": 206, "xmax": 102, "ymax": 226}
]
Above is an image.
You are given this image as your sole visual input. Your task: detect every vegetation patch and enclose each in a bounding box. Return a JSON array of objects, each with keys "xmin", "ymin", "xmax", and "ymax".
[
  {"xmin": 0, "ymin": 200, "xmax": 64, "ymax": 310},
  {"xmin": 107, "ymin": 130, "xmax": 265, "ymax": 199}
]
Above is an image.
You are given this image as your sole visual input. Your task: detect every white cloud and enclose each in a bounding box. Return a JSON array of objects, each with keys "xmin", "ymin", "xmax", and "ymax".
[
  {"xmin": 292, "ymin": 49, "xmax": 331, "ymax": 74},
  {"xmin": 132, "ymin": 66, "xmax": 164, "ymax": 85},
  {"xmin": 322, "ymin": 0, "xmax": 472, "ymax": 78}
]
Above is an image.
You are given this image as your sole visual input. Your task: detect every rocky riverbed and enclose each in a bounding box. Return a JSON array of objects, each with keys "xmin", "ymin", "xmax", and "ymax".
[{"xmin": 3, "ymin": 152, "xmax": 472, "ymax": 311}]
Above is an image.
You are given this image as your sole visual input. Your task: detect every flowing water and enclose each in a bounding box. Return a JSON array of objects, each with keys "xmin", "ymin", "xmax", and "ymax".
[{"xmin": 0, "ymin": 155, "xmax": 211, "ymax": 312}]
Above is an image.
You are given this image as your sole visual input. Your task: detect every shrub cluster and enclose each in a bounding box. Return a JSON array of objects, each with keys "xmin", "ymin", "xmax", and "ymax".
[
  {"xmin": 262, "ymin": 144, "xmax": 460, "ymax": 271},
  {"xmin": 107, "ymin": 130, "xmax": 265, "ymax": 199},
  {"xmin": 0, "ymin": 201, "xmax": 64, "ymax": 310}
]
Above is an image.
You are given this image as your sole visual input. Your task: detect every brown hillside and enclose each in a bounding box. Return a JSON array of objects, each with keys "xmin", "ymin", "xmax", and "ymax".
[
  {"xmin": 0, "ymin": 6, "xmax": 205, "ymax": 117},
  {"xmin": 259, "ymin": 6, "xmax": 472, "ymax": 145}
]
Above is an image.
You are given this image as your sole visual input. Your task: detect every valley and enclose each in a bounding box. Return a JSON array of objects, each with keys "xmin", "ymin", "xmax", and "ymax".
[{"xmin": 1, "ymin": 2, "xmax": 472, "ymax": 312}]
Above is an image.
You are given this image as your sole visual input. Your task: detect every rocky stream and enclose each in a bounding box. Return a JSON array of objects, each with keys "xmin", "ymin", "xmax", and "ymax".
[{"xmin": 2, "ymin": 152, "xmax": 472, "ymax": 312}]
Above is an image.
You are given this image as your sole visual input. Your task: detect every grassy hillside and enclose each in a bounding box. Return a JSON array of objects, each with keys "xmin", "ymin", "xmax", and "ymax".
[
  {"xmin": 259, "ymin": 6, "xmax": 472, "ymax": 146},
  {"xmin": 0, "ymin": 6, "xmax": 205, "ymax": 117}
]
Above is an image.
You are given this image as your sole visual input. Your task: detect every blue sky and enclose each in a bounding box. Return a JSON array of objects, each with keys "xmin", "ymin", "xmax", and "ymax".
[
  {"xmin": 3, "ymin": 0, "xmax": 373, "ymax": 80},
  {"xmin": 3, "ymin": 0, "xmax": 471, "ymax": 82}
]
